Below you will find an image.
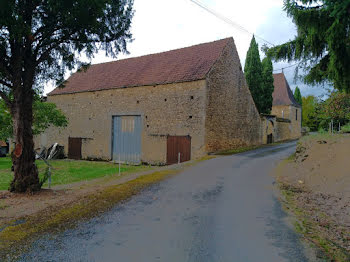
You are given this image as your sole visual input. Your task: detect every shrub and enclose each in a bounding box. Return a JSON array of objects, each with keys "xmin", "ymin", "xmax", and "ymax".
[{"xmin": 341, "ymin": 123, "xmax": 350, "ymax": 133}]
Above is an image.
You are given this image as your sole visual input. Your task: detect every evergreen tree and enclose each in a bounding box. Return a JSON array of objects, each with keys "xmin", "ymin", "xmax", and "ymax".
[
  {"xmin": 294, "ymin": 87, "xmax": 302, "ymax": 106},
  {"xmin": 261, "ymin": 57, "xmax": 274, "ymax": 114},
  {"xmin": 245, "ymin": 36, "xmax": 264, "ymax": 113},
  {"xmin": 0, "ymin": 0, "xmax": 134, "ymax": 192},
  {"xmin": 265, "ymin": 0, "xmax": 350, "ymax": 92}
]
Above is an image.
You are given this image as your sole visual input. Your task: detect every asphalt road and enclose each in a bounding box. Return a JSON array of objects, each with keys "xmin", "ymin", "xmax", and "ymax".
[{"xmin": 19, "ymin": 141, "xmax": 313, "ymax": 262}]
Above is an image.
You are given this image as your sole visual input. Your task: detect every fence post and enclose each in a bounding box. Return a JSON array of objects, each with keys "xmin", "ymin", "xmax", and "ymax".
[{"xmin": 118, "ymin": 154, "xmax": 121, "ymax": 176}]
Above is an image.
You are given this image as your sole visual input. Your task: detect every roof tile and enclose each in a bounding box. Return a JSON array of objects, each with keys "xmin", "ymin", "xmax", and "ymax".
[
  {"xmin": 272, "ymin": 73, "xmax": 301, "ymax": 107},
  {"xmin": 49, "ymin": 38, "xmax": 231, "ymax": 95}
]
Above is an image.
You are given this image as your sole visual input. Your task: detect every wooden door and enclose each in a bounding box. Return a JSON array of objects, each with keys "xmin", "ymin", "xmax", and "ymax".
[
  {"xmin": 167, "ymin": 136, "xmax": 191, "ymax": 165},
  {"xmin": 68, "ymin": 137, "xmax": 82, "ymax": 160}
]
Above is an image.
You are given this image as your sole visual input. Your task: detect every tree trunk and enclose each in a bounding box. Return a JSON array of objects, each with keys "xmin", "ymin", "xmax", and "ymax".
[{"xmin": 9, "ymin": 86, "xmax": 40, "ymax": 193}]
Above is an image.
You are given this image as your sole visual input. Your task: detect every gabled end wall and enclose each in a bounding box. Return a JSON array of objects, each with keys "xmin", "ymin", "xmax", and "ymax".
[{"xmin": 205, "ymin": 38, "xmax": 262, "ymax": 152}]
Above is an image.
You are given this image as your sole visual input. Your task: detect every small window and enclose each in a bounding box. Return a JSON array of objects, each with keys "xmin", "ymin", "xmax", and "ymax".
[
  {"xmin": 296, "ymin": 109, "xmax": 298, "ymax": 121},
  {"xmin": 164, "ymin": 98, "xmax": 167, "ymax": 102},
  {"xmin": 189, "ymin": 115, "xmax": 192, "ymax": 119},
  {"xmin": 190, "ymin": 96, "xmax": 194, "ymax": 100}
]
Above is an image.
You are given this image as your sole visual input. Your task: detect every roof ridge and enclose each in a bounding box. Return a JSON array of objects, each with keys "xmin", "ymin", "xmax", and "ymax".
[
  {"xmin": 85, "ymin": 37, "xmax": 232, "ymax": 68},
  {"xmin": 49, "ymin": 37, "xmax": 233, "ymax": 96}
]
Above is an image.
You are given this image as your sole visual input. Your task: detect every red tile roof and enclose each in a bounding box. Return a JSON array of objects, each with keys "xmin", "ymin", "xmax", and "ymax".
[
  {"xmin": 272, "ymin": 73, "xmax": 301, "ymax": 107},
  {"xmin": 49, "ymin": 38, "xmax": 232, "ymax": 95}
]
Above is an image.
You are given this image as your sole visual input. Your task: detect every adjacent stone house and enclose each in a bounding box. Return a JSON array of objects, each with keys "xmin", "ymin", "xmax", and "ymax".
[
  {"xmin": 260, "ymin": 73, "xmax": 302, "ymax": 144},
  {"xmin": 38, "ymin": 38, "xmax": 262, "ymax": 164},
  {"xmin": 271, "ymin": 73, "xmax": 302, "ymax": 141}
]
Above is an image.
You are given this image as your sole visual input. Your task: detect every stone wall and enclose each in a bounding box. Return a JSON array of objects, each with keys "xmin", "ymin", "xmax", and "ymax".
[
  {"xmin": 36, "ymin": 80, "xmax": 208, "ymax": 164},
  {"xmin": 275, "ymin": 118, "xmax": 292, "ymax": 141},
  {"xmin": 272, "ymin": 105, "xmax": 301, "ymax": 139},
  {"xmin": 205, "ymin": 38, "xmax": 262, "ymax": 152},
  {"xmin": 260, "ymin": 116, "xmax": 276, "ymax": 144}
]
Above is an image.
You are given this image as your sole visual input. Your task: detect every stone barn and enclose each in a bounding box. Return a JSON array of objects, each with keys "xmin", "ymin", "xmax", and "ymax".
[{"xmin": 37, "ymin": 38, "xmax": 262, "ymax": 164}]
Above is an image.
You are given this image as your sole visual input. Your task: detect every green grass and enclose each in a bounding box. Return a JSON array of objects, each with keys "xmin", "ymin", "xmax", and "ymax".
[
  {"xmin": 0, "ymin": 157, "xmax": 152, "ymax": 190},
  {"xmin": 341, "ymin": 123, "xmax": 350, "ymax": 133}
]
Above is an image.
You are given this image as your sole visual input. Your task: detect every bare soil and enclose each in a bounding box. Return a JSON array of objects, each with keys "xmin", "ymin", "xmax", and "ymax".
[
  {"xmin": 275, "ymin": 134, "xmax": 350, "ymax": 259},
  {"xmin": 0, "ymin": 167, "xmax": 162, "ymax": 228}
]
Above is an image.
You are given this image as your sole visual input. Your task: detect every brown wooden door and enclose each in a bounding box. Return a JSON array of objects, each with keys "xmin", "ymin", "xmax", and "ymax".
[
  {"xmin": 167, "ymin": 136, "xmax": 191, "ymax": 165},
  {"xmin": 68, "ymin": 137, "xmax": 82, "ymax": 160}
]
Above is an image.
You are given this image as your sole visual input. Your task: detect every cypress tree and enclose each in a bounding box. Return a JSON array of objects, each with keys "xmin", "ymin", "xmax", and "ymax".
[
  {"xmin": 261, "ymin": 57, "xmax": 274, "ymax": 114},
  {"xmin": 244, "ymin": 36, "xmax": 264, "ymax": 113},
  {"xmin": 294, "ymin": 87, "xmax": 302, "ymax": 106}
]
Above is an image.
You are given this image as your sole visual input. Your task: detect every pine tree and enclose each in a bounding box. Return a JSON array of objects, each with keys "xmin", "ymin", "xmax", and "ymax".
[
  {"xmin": 244, "ymin": 36, "xmax": 264, "ymax": 113},
  {"xmin": 265, "ymin": 0, "xmax": 350, "ymax": 92},
  {"xmin": 294, "ymin": 87, "xmax": 302, "ymax": 106},
  {"xmin": 261, "ymin": 57, "xmax": 274, "ymax": 114}
]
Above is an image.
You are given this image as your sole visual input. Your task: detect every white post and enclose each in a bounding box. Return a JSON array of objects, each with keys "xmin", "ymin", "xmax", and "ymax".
[
  {"xmin": 48, "ymin": 167, "xmax": 51, "ymax": 189},
  {"xmin": 178, "ymin": 152, "xmax": 181, "ymax": 164},
  {"xmin": 118, "ymin": 154, "xmax": 121, "ymax": 176}
]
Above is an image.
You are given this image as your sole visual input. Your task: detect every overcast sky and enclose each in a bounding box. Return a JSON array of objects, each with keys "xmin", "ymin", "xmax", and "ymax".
[{"xmin": 45, "ymin": 0, "xmax": 328, "ymax": 98}]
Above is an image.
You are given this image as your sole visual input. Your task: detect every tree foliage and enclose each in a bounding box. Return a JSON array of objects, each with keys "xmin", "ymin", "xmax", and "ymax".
[
  {"xmin": 261, "ymin": 57, "xmax": 274, "ymax": 114},
  {"xmin": 293, "ymin": 86, "xmax": 302, "ymax": 106},
  {"xmin": 0, "ymin": 98, "xmax": 68, "ymax": 140},
  {"xmin": 264, "ymin": 0, "xmax": 350, "ymax": 92},
  {"xmin": 0, "ymin": 0, "xmax": 134, "ymax": 192},
  {"xmin": 322, "ymin": 92, "xmax": 350, "ymax": 124},
  {"xmin": 302, "ymin": 95, "xmax": 320, "ymax": 131},
  {"xmin": 0, "ymin": 99, "xmax": 12, "ymax": 141},
  {"xmin": 245, "ymin": 36, "xmax": 264, "ymax": 113},
  {"xmin": 301, "ymin": 92, "xmax": 350, "ymax": 131}
]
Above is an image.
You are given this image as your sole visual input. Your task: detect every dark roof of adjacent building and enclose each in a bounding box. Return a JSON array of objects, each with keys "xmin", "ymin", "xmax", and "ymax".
[
  {"xmin": 272, "ymin": 73, "xmax": 301, "ymax": 107},
  {"xmin": 49, "ymin": 38, "xmax": 232, "ymax": 96}
]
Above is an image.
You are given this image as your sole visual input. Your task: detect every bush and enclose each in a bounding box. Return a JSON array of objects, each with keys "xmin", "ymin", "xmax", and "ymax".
[
  {"xmin": 341, "ymin": 123, "xmax": 350, "ymax": 133},
  {"xmin": 318, "ymin": 127, "xmax": 327, "ymax": 134}
]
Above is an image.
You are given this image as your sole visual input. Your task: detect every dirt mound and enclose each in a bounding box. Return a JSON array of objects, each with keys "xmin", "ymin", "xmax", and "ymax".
[
  {"xmin": 292, "ymin": 135, "xmax": 350, "ymax": 197},
  {"xmin": 276, "ymin": 134, "xmax": 350, "ymax": 258}
]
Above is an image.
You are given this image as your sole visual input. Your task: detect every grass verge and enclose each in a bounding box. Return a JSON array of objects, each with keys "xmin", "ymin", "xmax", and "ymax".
[
  {"xmin": 214, "ymin": 140, "xmax": 293, "ymax": 156},
  {"xmin": 0, "ymin": 169, "xmax": 177, "ymax": 260},
  {"xmin": 0, "ymin": 157, "xmax": 152, "ymax": 190},
  {"xmin": 276, "ymin": 158, "xmax": 350, "ymax": 262}
]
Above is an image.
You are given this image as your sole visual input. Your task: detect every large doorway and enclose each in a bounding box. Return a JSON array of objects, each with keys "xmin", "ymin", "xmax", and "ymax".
[
  {"xmin": 112, "ymin": 115, "xmax": 142, "ymax": 164},
  {"xmin": 166, "ymin": 136, "xmax": 191, "ymax": 165},
  {"xmin": 68, "ymin": 137, "xmax": 82, "ymax": 160}
]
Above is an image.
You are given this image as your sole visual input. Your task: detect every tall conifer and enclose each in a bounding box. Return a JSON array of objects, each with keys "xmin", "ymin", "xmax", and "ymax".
[
  {"xmin": 261, "ymin": 57, "xmax": 274, "ymax": 114},
  {"xmin": 244, "ymin": 36, "xmax": 264, "ymax": 113},
  {"xmin": 294, "ymin": 87, "xmax": 302, "ymax": 106}
]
